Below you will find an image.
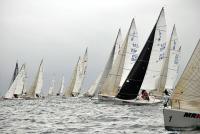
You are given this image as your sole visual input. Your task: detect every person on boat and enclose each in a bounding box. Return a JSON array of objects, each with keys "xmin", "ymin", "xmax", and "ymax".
[
  {"xmin": 163, "ymin": 89, "xmax": 170, "ymax": 107},
  {"xmin": 141, "ymin": 90, "xmax": 150, "ymax": 101}
]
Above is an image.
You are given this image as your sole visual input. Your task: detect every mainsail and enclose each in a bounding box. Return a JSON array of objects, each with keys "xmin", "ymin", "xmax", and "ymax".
[
  {"xmin": 119, "ymin": 18, "xmax": 140, "ymax": 87},
  {"xmin": 141, "ymin": 8, "xmax": 167, "ymax": 93},
  {"xmin": 72, "ymin": 48, "xmax": 88, "ymax": 96},
  {"xmin": 64, "ymin": 57, "xmax": 80, "ymax": 97},
  {"xmin": 113, "ymin": 29, "xmax": 123, "ymax": 63},
  {"xmin": 27, "ymin": 60, "xmax": 44, "ymax": 98},
  {"xmin": 57, "ymin": 76, "xmax": 64, "ymax": 96},
  {"xmin": 95, "ymin": 29, "xmax": 122, "ymax": 97},
  {"xmin": 171, "ymin": 39, "xmax": 200, "ymax": 112},
  {"xmin": 165, "ymin": 26, "xmax": 181, "ymax": 90},
  {"xmin": 4, "ymin": 64, "xmax": 26, "ymax": 99}
]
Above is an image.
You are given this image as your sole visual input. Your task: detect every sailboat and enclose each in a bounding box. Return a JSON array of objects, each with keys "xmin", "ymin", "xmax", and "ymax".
[
  {"xmin": 64, "ymin": 57, "xmax": 80, "ymax": 97},
  {"xmin": 4, "ymin": 64, "xmax": 26, "ymax": 99},
  {"xmin": 163, "ymin": 39, "xmax": 200, "ymax": 130},
  {"xmin": 84, "ymin": 73, "xmax": 102, "ymax": 97},
  {"xmin": 82, "ymin": 29, "xmax": 122, "ymax": 99},
  {"xmin": 64, "ymin": 48, "xmax": 88, "ymax": 97},
  {"xmin": 57, "ymin": 76, "xmax": 64, "ymax": 96},
  {"xmin": 25, "ymin": 60, "xmax": 44, "ymax": 99},
  {"xmin": 115, "ymin": 8, "xmax": 166, "ymax": 105},
  {"xmin": 98, "ymin": 18, "xmax": 140, "ymax": 101},
  {"xmin": 72, "ymin": 48, "xmax": 88, "ymax": 97},
  {"xmin": 48, "ymin": 79, "xmax": 55, "ymax": 96}
]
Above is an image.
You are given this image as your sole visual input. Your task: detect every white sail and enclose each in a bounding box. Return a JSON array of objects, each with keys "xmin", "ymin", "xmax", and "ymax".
[
  {"xmin": 165, "ymin": 26, "xmax": 181, "ymax": 90},
  {"xmin": 72, "ymin": 48, "xmax": 88, "ymax": 96},
  {"xmin": 58, "ymin": 76, "xmax": 64, "ymax": 95},
  {"xmin": 48, "ymin": 79, "xmax": 55, "ymax": 96},
  {"xmin": 171, "ymin": 39, "xmax": 200, "ymax": 112},
  {"xmin": 100, "ymin": 28, "xmax": 129, "ymax": 97},
  {"xmin": 4, "ymin": 64, "xmax": 26, "ymax": 98},
  {"xmin": 96, "ymin": 30, "xmax": 121, "ymax": 97},
  {"xmin": 27, "ymin": 60, "xmax": 43, "ymax": 98},
  {"xmin": 64, "ymin": 58, "xmax": 80, "ymax": 97},
  {"xmin": 13, "ymin": 64, "xmax": 26, "ymax": 96},
  {"xmin": 141, "ymin": 8, "xmax": 167, "ymax": 92},
  {"xmin": 85, "ymin": 72, "xmax": 102, "ymax": 97},
  {"xmin": 119, "ymin": 18, "xmax": 140, "ymax": 87}
]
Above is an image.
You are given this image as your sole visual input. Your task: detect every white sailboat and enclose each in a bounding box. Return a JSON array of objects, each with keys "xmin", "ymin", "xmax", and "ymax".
[
  {"xmin": 4, "ymin": 64, "xmax": 26, "ymax": 99},
  {"xmin": 63, "ymin": 57, "xmax": 80, "ymax": 97},
  {"xmin": 71, "ymin": 48, "xmax": 88, "ymax": 97},
  {"xmin": 57, "ymin": 76, "xmax": 64, "ymax": 96},
  {"xmin": 163, "ymin": 39, "xmax": 200, "ymax": 130},
  {"xmin": 84, "ymin": 72, "xmax": 102, "ymax": 97},
  {"xmin": 25, "ymin": 60, "xmax": 44, "ymax": 98},
  {"xmin": 99, "ymin": 19, "xmax": 140, "ymax": 101},
  {"xmin": 48, "ymin": 79, "xmax": 55, "ymax": 96},
  {"xmin": 83, "ymin": 29, "xmax": 122, "ymax": 99}
]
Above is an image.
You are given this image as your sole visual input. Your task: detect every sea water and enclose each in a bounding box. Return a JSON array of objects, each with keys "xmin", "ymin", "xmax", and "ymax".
[{"xmin": 0, "ymin": 97, "xmax": 198, "ymax": 134}]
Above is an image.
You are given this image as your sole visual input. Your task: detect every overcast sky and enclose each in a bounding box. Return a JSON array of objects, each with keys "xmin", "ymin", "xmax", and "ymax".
[{"xmin": 0, "ymin": 0, "xmax": 200, "ymax": 96}]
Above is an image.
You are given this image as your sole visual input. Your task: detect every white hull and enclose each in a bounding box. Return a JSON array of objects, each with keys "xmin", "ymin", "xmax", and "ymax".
[
  {"xmin": 163, "ymin": 108, "xmax": 200, "ymax": 131},
  {"xmin": 114, "ymin": 96, "xmax": 162, "ymax": 106}
]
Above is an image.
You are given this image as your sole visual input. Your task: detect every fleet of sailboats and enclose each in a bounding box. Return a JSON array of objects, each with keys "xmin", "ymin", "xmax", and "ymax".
[{"xmin": 1, "ymin": 6, "xmax": 199, "ymax": 131}]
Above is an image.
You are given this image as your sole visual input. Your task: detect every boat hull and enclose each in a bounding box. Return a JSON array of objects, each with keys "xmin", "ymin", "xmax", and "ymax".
[
  {"xmin": 114, "ymin": 96, "xmax": 162, "ymax": 105},
  {"xmin": 163, "ymin": 108, "xmax": 200, "ymax": 131}
]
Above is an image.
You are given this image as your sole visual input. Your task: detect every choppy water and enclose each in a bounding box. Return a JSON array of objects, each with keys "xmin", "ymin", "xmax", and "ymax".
[{"xmin": 0, "ymin": 97, "xmax": 198, "ymax": 134}]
